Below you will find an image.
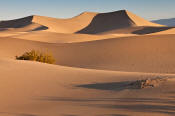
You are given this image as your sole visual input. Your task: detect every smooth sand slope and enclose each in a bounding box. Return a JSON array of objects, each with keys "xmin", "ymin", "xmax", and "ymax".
[
  {"xmin": 0, "ymin": 16, "xmax": 48, "ymax": 31},
  {"xmin": 0, "ymin": 12, "xmax": 97, "ymax": 33},
  {"xmin": 9, "ymin": 31, "xmax": 115, "ymax": 43},
  {"xmin": 1, "ymin": 34, "xmax": 175, "ymax": 73},
  {"xmin": 0, "ymin": 10, "xmax": 171, "ymax": 43},
  {"xmin": 0, "ymin": 10, "xmax": 165, "ymax": 35},
  {"xmin": 1, "ymin": 58, "xmax": 175, "ymax": 116},
  {"xmin": 1, "ymin": 10, "xmax": 175, "ymax": 116},
  {"xmin": 76, "ymin": 10, "xmax": 163, "ymax": 34}
]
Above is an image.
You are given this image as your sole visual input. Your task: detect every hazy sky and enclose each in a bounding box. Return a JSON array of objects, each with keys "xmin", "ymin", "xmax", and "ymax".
[{"xmin": 0, "ymin": 0, "xmax": 174, "ymax": 20}]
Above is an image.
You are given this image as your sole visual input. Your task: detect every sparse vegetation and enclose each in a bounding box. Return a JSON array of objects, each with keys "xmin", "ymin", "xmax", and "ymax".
[
  {"xmin": 129, "ymin": 77, "xmax": 167, "ymax": 89},
  {"xmin": 16, "ymin": 50, "xmax": 55, "ymax": 64}
]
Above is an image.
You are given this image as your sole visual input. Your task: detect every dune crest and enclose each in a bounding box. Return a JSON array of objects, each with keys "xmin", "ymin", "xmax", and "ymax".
[
  {"xmin": 125, "ymin": 10, "xmax": 162, "ymax": 27},
  {"xmin": 1, "ymin": 9, "xmax": 175, "ymax": 116},
  {"xmin": 77, "ymin": 10, "xmax": 163, "ymax": 34},
  {"xmin": 0, "ymin": 10, "xmax": 164, "ymax": 34}
]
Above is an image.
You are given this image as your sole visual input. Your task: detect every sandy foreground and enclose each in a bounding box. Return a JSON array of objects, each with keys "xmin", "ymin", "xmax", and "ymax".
[
  {"xmin": 0, "ymin": 10, "xmax": 175, "ymax": 116},
  {"xmin": 1, "ymin": 59, "xmax": 175, "ymax": 116}
]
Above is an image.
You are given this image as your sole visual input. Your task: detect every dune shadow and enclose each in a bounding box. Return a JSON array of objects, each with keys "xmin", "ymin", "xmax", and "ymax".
[
  {"xmin": 30, "ymin": 25, "xmax": 48, "ymax": 31},
  {"xmin": 19, "ymin": 114, "xmax": 37, "ymax": 116},
  {"xmin": 63, "ymin": 115, "xmax": 79, "ymax": 116},
  {"xmin": 85, "ymin": 97, "xmax": 175, "ymax": 115},
  {"xmin": 0, "ymin": 112, "xmax": 37, "ymax": 116},
  {"xmin": 39, "ymin": 96, "xmax": 175, "ymax": 115},
  {"xmin": 76, "ymin": 10, "xmax": 175, "ymax": 35},
  {"xmin": 90, "ymin": 103, "xmax": 175, "ymax": 115},
  {"xmin": 96, "ymin": 114, "xmax": 129, "ymax": 116},
  {"xmin": 76, "ymin": 77, "xmax": 168, "ymax": 91},
  {"xmin": 40, "ymin": 96, "xmax": 175, "ymax": 104},
  {"xmin": 62, "ymin": 114, "xmax": 128, "ymax": 116},
  {"xmin": 132, "ymin": 26, "xmax": 174, "ymax": 34},
  {"xmin": 0, "ymin": 28, "xmax": 9, "ymax": 31},
  {"xmin": 0, "ymin": 15, "xmax": 48, "ymax": 32},
  {"xmin": 76, "ymin": 81, "xmax": 133, "ymax": 91},
  {"xmin": 102, "ymin": 114, "xmax": 129, "ymax": 116},
  {"xmin": 76, "ymin": 10, "xmax": 135, "ymax": 34},
  {"xmin": 0, "ymin": 16, "xmax": 34, "ymax": 28}
]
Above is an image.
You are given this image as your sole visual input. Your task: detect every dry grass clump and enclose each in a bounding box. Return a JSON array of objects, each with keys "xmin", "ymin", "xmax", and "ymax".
[
  {"xmin": 16, "ymin": 50, "xmax": 55, "ymax": 64},
  {"xmin": 129, "ymin": 77, "xmax": 167, "ymax": 89}
]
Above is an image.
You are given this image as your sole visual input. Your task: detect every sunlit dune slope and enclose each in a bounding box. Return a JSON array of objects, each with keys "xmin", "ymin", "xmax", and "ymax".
[
  {"xmin": 1, "ymin": 34, "xmax": 175, "ymax": 73},
  {"xmin": 0, "ymin": 10, "xmax": 163, "ymax": 34},
  {"xmin": 77, "ymin": 10, "xmax": 163, "ymax": 34},
  {"xmin": 10, "ymin": 31, "xmax": 115, "ymax": 43}
]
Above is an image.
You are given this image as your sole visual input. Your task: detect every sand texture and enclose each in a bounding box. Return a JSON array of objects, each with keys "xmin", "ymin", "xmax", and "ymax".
[{"xmin": 0, "ymin": 10, "xmax": 175, "ymax": 116}]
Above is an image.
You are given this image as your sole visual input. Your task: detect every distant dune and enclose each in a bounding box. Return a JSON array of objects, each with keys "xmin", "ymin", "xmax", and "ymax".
[
  {"xmin": 0, "ymin": 12, "xmax": 97, "ymax": 33},
  {"xmin": 0, "ymin": 10, "xmax": 164, "ymax": 34},
  {"xmin": 10, "ymin": 31, "xmax": 115, "ymax": 43},
  {"xmin": 1, "ymin": 34, "xmax": 175, "ymax": 73},
  {"xmin": 1, "ymin": 10, "xmax": 175, "ymax": 116},
  {"xmin": 152, "ymin": 18, "xmax": 175, "ymax": 26},
  {"xmin": 77, "ymin": 10, "xmax": 163, "ymax": 34}
]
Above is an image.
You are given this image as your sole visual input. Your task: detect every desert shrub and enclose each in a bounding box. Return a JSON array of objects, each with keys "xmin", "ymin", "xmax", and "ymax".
[{"xmin": 16, "ymin": 50, "xmax": 55, "ymax": 64}]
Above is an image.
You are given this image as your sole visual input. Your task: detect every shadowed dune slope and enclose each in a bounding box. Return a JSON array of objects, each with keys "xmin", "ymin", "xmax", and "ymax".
[
  {"xmin": 0, "ymin": 16, "xmax": 33, "ymax": 28},
  {"xmin": 0, "ymin": 12, "xmax": 98, "ymax": 33},
  {"xmin": 76, "ymin": 10, "xmax": 163, "ymax": 34},
  {"xmin": 0, "ymin": 16, "xmax": 48, "ymax": 32},
  {"xmin": 1, "ymin": 34, "xmax": 175, "ymax": 73},
  {"xmin": 0, "ymin": 10, "xmax": 163, "ymax": 34},
  {"xmin": 100, "ymin": 26, "xmax": 175, "ymax": 35},
  {"xmin": 31, "ymin": 12, "xmax": 98, "ymax": 33},
  {"xmin": 150, "ymin": 27, "xmax": 175, "ymax": 35},
  {"xmin": 1, "ymin": 10, "xmax": 175, "ymax": 116}
]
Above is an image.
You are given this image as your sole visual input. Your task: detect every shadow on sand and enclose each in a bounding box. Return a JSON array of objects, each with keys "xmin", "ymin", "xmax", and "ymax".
[
  {"xmin": 76, "ymin": 81, "xmax": 133, "ymax": 91},
  {"xmin": 0, "ymin": 112, "xmax": 37, "ymax": 116},
  {"xmin": 132, "ymin": 26, "xmax": 174, "ymax": 34},
  {"xmin": 40, "ymin": 96, "xmax": 175, "ymax": 115}
]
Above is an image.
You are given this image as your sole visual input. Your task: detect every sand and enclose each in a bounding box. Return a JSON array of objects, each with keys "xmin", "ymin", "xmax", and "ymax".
[
  {"xmin": 9, "ymin": 31, "xmax": 116, "ymax": 43},
  {"xmin": 0, "ymin": 10, "xmax": 175, "ymax": 116},
  {"xmin": 2, "ymin": 35, "xmax": 175, "ymax": 73},
  {"xmin": 1, "ymin": 58, "xmax": 175, "ymax": 116}
]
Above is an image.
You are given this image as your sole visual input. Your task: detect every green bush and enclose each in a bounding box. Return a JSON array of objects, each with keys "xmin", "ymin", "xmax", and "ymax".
[{"xmin": 16, "ymin": 50, "xmax": 55, "ymax": 64}]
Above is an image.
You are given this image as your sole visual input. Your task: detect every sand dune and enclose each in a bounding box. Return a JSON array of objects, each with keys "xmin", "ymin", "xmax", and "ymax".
[
  {"xmin": 0, "ymin": 58, "xmax": 175, "ymax": 116},
  {"xmin": 0, "ymin": 12, "xmax": 97, "ymax": 33},
  {"xmin": 77, "ymin": 10, "xmax": 163, "ymax": 34},
  {"xmin": 152, "ymin": 18, "xmax": 175, "ymax": 26},
  {"xmin": 0, "ymin": 23, "xmax": 47, "ymax": 37},
  {"xmin": 0, "ymin": 16, "xmax": 48, "ymax": 32},
  {"xmin": 0, "ymin": 10, "xmax": 163, "ymax": 34},
  {"xmin": 10, "ymin": 31, "xmax": 115, "ymax": 43},
  {"xmin": 1, "ymin": 34, "xmax": 175, "ymax": 73},
  {"xmin": 51, "ymin": 34, "xmax": 175, "ymax": 73},
  {"xmin": 100, "ymin": 26, "xmax": 174, "ymax": 35},
  {"xmin": 1, "ymin": 10, "xmax": 175, "ymax": 116}
]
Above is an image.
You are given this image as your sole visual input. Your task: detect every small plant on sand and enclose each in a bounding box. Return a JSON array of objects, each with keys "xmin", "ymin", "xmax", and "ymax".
[{"xmin": 16, "ymin": 50, "xmax": 55, "ymax": 64}]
